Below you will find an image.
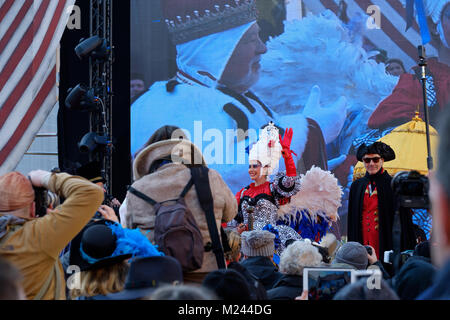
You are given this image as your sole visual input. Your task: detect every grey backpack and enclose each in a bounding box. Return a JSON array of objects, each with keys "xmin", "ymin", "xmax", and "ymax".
[{"xmin": 128, "ymin": 177, "xmax": 204, "ymax": 272}]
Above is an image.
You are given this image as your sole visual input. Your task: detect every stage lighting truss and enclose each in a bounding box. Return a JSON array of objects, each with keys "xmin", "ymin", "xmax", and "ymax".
[
  {"xmin": 78, "ymin": 132, "xmax": 111, "ymax": 154},
  {"xmin": 65, "ymin": 83, "xmax": 99, "ymax": 111},
  {"xmin": 90, "ymin": 0, "xmax": 114, "ymax": 195},
  {"xmin": 75, "ymin": 35, "xmax": 110, "ymax": 61},
  {"xmin": 68, "ymin": 0, "xmax": 114, "ymax": 193}
]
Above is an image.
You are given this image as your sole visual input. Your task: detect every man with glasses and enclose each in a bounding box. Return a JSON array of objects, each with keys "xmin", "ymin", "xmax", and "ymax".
[{"xmin": 347, "ymin": 142, "xmax": 416, "ymax": 271}]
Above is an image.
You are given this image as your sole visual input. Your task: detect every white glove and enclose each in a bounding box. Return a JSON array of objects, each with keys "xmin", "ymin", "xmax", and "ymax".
[
  {"xmin": 302, "ymin": 85, "xmax": 348, "ymax": 144},
  {"xmin": 28, "ymin": 170, "xmax": 52, "ymax": 188}
]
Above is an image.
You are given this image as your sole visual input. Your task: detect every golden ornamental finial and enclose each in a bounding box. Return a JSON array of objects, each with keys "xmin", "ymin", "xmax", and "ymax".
[{"xmin": 412, "ymin": 111, "xmax": 423, "ymax": 122}]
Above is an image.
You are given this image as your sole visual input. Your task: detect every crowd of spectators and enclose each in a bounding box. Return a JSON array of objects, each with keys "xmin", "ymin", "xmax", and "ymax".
[{"xmin": 1, "ymin": 109, "xmax": 449, "ymax": 301}]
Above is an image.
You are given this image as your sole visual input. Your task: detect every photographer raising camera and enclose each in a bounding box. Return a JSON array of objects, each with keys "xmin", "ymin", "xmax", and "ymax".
[{"xmin": 0, "ymin": 170, "xmax": 104, "ymax": 300}]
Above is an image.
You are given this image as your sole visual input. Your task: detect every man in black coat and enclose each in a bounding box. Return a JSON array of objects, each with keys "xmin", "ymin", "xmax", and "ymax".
[{"xmin": 347, "ymin": 142, "xmax": 416, "ymax": 272}]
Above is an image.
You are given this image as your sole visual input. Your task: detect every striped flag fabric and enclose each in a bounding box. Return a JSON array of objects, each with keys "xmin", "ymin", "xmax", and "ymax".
[
  {"xmin": 0, "ymin": 0, "xmax": 75, "ymax": 175},
  {"xmin": 302, "ymin": 0, "xmax": 440, "ymax": 71}
]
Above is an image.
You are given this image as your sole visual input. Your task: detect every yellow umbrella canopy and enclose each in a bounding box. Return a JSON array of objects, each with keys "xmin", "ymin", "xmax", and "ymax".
[{"xmin": 353, "ymin": 112, "xmax": 439, "ymax": 180}]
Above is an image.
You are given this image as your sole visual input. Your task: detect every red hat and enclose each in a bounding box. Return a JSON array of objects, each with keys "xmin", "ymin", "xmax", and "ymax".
[
  {"xmin": 162, "ymin": 0, "xmax": 257, "ymax": 44},
  {"xmin": 0, "ymin": 172, "xmax": 34, "ymax": 212}
]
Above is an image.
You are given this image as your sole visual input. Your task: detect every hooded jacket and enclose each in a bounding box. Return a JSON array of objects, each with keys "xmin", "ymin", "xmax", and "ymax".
[
  {"xmin": 0, "ymin": 173, "xmax": 104, "ymax": 300},
  {"xmin": 126, "ymin": 142, "xmax": 237, "ymax": 274}
]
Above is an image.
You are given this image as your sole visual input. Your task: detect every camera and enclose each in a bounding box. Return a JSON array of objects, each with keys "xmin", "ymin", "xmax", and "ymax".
[
  {"xmin": 400, "ymin": 250, "xmax": 414, "ymax": 264},
  {"xmin": 32, "ymin": 187, "xmax": 61, "ymax": 218},
  {"xmin": 364, "ymin": 245, "xmax": 373, "ymax": 256},
  {"xmin": 383, "ymin": 249, "xmax": 414, "ymax": 264},
  {"xmin": 391, "ymin": 170, "xmax": 429, "ymax": 209},
  {"xmin": 33, "ymin": 186, "xmax": 48, "ymax": 218},
  {"xmin": 30, "ymin": 168, "xmax": 61, "ymax": 218}
]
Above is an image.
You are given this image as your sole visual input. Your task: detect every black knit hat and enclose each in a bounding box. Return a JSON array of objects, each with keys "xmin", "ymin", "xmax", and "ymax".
[{"xmin": 356, "ymin": 142, "xmax": 396, "ymax": 162}]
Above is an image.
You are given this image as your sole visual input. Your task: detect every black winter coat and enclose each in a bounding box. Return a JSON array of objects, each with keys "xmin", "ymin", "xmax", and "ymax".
[
  {"xmin": 240, "ymin": 256, "xmax": 282, "ymax": 291},
  {"xmin": 227, "ymin": 262, "xmax": 268, "ymax": 300},
  {"xmin": 267, "ymin": 274, "xmax": 303, "ymax": 300},
  {"xmin": 347, "ymin": 170, "xmax": 416, "ymax": 261},
  {"xmin": 417, "ymin": 258, "xmax": 450, "ymax": 300}
]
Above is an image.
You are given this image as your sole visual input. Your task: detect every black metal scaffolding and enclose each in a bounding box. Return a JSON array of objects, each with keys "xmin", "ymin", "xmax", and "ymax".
[
  {"xmin": 59, "ymin": 0, "xmax": 130, "ymax": 201},
  {"xmin": 89, "ymin": 0, "xmax": 114, "ymax": 195}
]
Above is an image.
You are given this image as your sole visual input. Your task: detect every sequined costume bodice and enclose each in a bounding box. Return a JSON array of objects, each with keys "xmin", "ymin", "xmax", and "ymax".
[
  {"xmin": 236, "ymin": 171, "xmax": 302, "ymax": 253},
  {"xmin": 239, "ymin": 182, "xmax": 277, "ymax": 231}
]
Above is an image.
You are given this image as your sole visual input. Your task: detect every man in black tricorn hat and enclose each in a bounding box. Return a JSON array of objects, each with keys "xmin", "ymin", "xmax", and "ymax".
[{"xmin": 347, "ymin": 142, "xmax": 416, "ymax": 271}]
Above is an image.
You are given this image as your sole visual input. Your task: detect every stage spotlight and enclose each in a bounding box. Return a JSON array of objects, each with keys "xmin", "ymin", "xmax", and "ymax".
[
  {"xmin": 75, "ymin": 35, "xmax": 109, "ymax": 61},
  {"xmin": 65, "ymin": 84, "xmax": 99, "ymax": 111},
  {"xmin": 78, "ymin": 132, "xmax": 110, "ymax": 153}
]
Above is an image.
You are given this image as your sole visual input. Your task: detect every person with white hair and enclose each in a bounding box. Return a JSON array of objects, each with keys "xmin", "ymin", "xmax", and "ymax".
[{"xmin": 267, "ymin": 240, "xmax": 323, "ymax": 300}]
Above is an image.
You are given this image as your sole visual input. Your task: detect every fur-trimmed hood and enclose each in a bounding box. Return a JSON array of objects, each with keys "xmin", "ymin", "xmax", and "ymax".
[
  {"xmin": 126, "ymin": 143, "xmax": 237, "ymax": 273},
  {"xmin": 133, "ymin": 139, "xmax": 206, "ymax": 181}
]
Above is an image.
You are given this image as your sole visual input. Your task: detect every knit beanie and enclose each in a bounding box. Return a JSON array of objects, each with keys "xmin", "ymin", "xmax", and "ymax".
[
  {"xmin": 334, "ymin": 242, "xmax": 368, "ymax": 270},
  {"xmin": 241, "ymin": 230, "xmax": 275, "ymax": 257},
  {"xmin": 0, "ymin": 172, "xmax": 34, "ymax": 212}
]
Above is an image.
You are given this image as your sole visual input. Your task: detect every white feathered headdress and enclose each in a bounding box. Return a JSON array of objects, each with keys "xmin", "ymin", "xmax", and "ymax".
[{"xmin": 249, "ymin": 122, "xmax": 282, "ymax": 175}]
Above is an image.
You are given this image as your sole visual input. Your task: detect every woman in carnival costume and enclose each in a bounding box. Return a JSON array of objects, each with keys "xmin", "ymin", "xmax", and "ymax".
[{"xmin": 234, "ymin": 123, "xmax": 343, "ymax": 261}]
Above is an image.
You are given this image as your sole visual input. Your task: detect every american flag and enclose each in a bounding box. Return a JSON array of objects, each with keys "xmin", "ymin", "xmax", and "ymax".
[
  {"xmin": 302, "ymin": 0, "xmax": 440, "ymax": 71},
  {"xmin": 0, "ymin": 0, "xmax": 75, "ymax": 175}
]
